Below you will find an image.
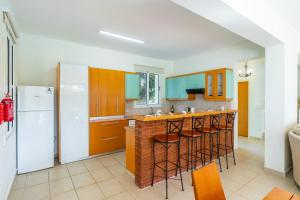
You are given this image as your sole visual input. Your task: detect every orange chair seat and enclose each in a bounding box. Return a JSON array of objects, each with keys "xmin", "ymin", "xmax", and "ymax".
[
  {"xmin": 182, "ymin": 130, "xmax": 202, "ymax": 137},
  {"xmin": 154, "ymin": 134, "xmax": 179, "ymax": 143}
]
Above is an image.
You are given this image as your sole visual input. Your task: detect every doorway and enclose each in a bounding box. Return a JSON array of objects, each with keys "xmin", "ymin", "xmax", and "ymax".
[{"xmin": 238, "ymin": 81, "xmax": 248, "ymax": 137}]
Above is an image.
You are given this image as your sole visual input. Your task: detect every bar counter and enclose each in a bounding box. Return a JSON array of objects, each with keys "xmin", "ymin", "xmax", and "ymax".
[{"xmin": 133, "ymin": 110, "xmax": 237, "ymax": 188}]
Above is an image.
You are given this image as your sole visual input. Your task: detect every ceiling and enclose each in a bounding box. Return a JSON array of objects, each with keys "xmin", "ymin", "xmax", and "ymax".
[
  {"xmin": 269, "ymin": 0, "xmax": 300, "ymax": 36},
  {"xmin": 10, "ymin": 0, "xmax": 247, "ymax": 60}
]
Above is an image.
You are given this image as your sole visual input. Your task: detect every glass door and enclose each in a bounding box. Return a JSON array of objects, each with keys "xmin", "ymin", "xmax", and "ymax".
[
  {"xmin": 216, "ymin": 70, "xmax": 225, "ymax": 97},
  {"xmin": 206, "ymin": 73, "xmax": 214, "ymax": 97}
]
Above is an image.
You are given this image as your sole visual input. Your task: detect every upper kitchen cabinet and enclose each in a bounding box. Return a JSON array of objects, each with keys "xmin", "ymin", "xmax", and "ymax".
[
  {"xmin": 89, "ymin": 67, "xmax": 125, "ymax": 117},
  {"xmin": 125, "ymin": 72, "xmax": 140, "ymax": 100},
  {"xmin": 205, "ymin": 68, "xmax": 233, "ymax": 100},
  {"xmin": 166, "ymin": 73, "xmax": 205, "ymax": 100}
]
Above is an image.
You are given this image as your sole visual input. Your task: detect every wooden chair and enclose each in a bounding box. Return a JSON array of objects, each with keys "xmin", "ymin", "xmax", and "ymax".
[{"xmin": 192, "ymin": 162, "xmax": 226, "ymax": 200}]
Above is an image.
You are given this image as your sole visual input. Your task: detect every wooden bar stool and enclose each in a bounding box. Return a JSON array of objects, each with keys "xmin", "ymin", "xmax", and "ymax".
[
  {"xmin": 181, "ymin": 116, "xmax": 206, "ymax": 171},
  {"xmin": 218, "ymin": 112, "xmax": 237, "ymax": 169},
  {"xmin": 202, "ymin": 114, "xmax": 222, "ymax": 172},
  {"xmin": 151, "ymin": 118, "xmax": 184, "ymax": 199}
]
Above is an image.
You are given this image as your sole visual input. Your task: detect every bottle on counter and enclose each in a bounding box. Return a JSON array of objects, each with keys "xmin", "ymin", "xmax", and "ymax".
[{"xmin": 170, "ymin": 105, "xmax": 174, "ymax": 113}]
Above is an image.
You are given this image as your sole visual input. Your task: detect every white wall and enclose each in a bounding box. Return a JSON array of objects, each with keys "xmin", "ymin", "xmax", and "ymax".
[
  {"xmin": 18, "ymin": 33, "xmax": 174, "ymax": 87},
  {"xmin": 238, "ymin": 58, "xmax": 265, "ymax": 139},
  {"xmin": 0, "ymin": 5, "xmax": 18, "ymax": 200},
  {"xmin": 17, "ymin": 33, "xmax": 174, "ymax": 155},
  {"xmin": 173, "ymin": 40, "xmax": 264, "ymax": 75}
]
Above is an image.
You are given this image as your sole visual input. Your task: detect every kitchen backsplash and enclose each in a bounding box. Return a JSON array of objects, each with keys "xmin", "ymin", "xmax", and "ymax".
[
  {"xmin": 125, "ymin": 94, "xmax": 234, "ymax": 116},
  {"xmin": 172, "ymin": 94, "xmax": 233, "ymax": 113}
]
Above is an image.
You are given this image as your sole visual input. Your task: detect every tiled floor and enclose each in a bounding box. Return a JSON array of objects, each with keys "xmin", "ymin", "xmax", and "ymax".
[{"xmin": 8, "ymin": 137, "xmax": 300, "ymax": 200}]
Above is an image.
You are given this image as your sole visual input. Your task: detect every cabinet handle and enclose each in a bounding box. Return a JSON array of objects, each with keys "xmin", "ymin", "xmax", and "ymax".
[
  {"xmin": 116, "ymin": 96, "xmax": 119, "ymax": 113},
  {"xmin": 100, "ymin": 136, "xmax": 119, "ymax": 141},
  {"xmin": 99, "ymin": 121, "xmax": 120, "ymax": 126}
]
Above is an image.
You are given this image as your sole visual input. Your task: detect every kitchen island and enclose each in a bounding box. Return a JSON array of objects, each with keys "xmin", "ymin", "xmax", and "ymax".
[{"xmin": 133, "ymin": 110, "xmax": 237, "ymax": 188}]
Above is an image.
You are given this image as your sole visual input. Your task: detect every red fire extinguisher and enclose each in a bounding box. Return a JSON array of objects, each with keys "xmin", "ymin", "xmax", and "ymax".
[
  {"xmin": 1, "ymin": 94, "xmax": 14, "ymax": 122},
  {"xmin": 0, "ymin": 102, "xmax": 4, "ymax": 124}
]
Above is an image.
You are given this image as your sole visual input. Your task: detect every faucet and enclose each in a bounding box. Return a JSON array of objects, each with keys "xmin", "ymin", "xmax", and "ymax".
[{"xmin": 149, "ymin": 107, "xmax": 154, "ymax": 115}]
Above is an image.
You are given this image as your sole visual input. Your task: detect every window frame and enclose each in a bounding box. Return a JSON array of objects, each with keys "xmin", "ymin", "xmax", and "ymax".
[{"xmin": 135, "ymin": 72, "xmax": 161, "ymax": 108}]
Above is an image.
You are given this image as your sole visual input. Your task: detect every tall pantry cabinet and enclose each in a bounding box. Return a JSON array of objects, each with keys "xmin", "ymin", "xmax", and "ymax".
[
  {"xmin": 89, "ymin": 67, "xmax": 126, "ymax": 155},
  {"xmin": 89, "ymin": 67, "xmax": 125, "ymax": 116}
]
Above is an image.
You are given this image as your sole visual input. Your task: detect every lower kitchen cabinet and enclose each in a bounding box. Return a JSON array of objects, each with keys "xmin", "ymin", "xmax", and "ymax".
[{"xmin": 89, "ymin": 120, "xmax": 128, "ymax": 156}]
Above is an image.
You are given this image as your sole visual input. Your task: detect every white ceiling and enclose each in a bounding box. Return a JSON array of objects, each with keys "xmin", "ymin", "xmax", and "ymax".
[
  {"xmin": 10, "ymin": 0, "xmax": 247, "ymax": 60},
  {"xmin": 269, "ymin": 0, "xmax": 300, "ymax": 37}
]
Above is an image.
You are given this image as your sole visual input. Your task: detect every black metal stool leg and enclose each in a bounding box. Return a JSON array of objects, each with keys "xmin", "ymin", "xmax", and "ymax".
[
  {"xmin": 177, "ymin": 141, "xmax": 184, "ymax": 191},
  {"xmin": 151, "ymin": 141, "xmax": 156, "ymax": 186},
  {"xmin": 217, "ymin": 132, "xmax": 222, "ymax": 172},
  {"xmin": 203, "ymin": 134, "xmax": 206, "ymax": 165},
  {"xmin": 224, "ymin": 130, "xmax": 229, "ymax": 169},
  {"xmin": 186, "ymin": 137, "xmax": 190, "ymax": 171},
  {"xmin": 210, "ymin": 134, "xmax": 213, "ymax": 162},
  {"xmin": 231, "ymin": 129, "xmax": 236, "ymax": 165},
  {"xmin": 165, "ymin": 143, "xmax": 168, "ymax": 199}
]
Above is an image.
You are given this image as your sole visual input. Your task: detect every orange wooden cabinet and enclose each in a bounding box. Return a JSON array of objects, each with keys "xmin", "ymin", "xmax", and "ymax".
[
  {"xmin": 89, "ymin": 120, "xmax": 128, "ymax": 155},
  {"xmin": 125, "ymin": 126, "xmax": 135, "ymax": 175},
  {"xmin": 89, "ymin": 67, "xmax": 125, "ymax": 117},
  {"xmin": 205, "ymin": 68, "xmax": 233, "ymax": 101}
]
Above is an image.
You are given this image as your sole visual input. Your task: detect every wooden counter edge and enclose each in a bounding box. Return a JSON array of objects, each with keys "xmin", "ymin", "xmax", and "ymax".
[{"xmin": 133, "ymin": 110, "xmax": 238, "ymax": 122}]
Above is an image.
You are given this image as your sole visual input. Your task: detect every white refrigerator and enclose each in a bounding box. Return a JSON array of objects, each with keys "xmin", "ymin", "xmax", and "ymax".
[{"xmin": 17, "ymin": 86, "xmax": 54, "ymax": 174}]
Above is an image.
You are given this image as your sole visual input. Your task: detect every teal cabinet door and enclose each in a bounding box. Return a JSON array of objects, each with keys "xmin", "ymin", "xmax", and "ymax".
[
  {"xmin": 176, "ymin": 77, "xmax": 188, "ymax": 99},
  {"xmin": 185, "ymin": 74, "xmax": 205, "ymax": 89},
  {"xmin": 166, "ymin": 77, "xmax": 187, "ymax": 99},
  {"xmin": 166, "ymin": 78, "xmax": 178, "ymax": 99},
  {"xmin": 125, "ymin": 73, "xmax": 140, "ymax": 100},
  {"xmin": 226, "ymin": 69, "xmax": 234, "ymax": 99},
  {"xmin": 166, "ymin": 73, "xmax": 205, "ymax": 100}
]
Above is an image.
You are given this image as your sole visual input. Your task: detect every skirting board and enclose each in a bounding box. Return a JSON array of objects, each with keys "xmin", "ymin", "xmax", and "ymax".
[{"xmin": 264, "ymin": 166, "xmax": 292, "ymax": 177}]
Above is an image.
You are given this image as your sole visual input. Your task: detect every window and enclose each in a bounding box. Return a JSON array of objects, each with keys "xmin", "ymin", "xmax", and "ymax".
[{"xmin": 136, "ymin": 72, "xmax": 160, "ymax": 106}]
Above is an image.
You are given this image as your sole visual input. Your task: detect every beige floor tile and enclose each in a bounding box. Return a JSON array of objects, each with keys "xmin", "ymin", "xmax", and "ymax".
[
  {"xmin": 97, "ymin": 155, "xmax": 119, "ymax": 167},
  {"xmin": 114, "ymin": 174, "xmax": 139, "ymax": 191},
  {"xmin": 23, "ymin": 183, "xmax": 49, "ymax": 200},
  {"xmin": 236, "ymin": 180, "xmax": 275, "ymax": 200},
  {"xmin": 49, "ymin": 166, "xmax": 69, "ymax": 181},
  {"xmin": 152, "ymin": 180, "xmax": 182, "ymax": 199},
  {"xmin": 106, "ymin": 191, "xmax": 135, "ymax": 200},
  {"xmin": 8, "ymin": 189, "xmax": 24, "ymax": 200},
  {"xmin": 90, "ymin": 168, "xmax": 112, "ymax": 182},
  {"xmin": 25, "ymin": 170, "xmax": 49, "ymax": 187},
  {"xmin": 68, "ymin": 162, "xmax": 88, "ymax": 175},
  {"xmin": 52, "ymin": 190, "xmax": 78, "ymax": 200},
  {"xmin": 129, "ymin": 187, "xmax": 164, "ymax": 200},
  {"xmin": 107, "ymin": 163, "xmax": 127, "ymax": 177},
  {"xmin": 98, "ymin": 178, "xmax": 125, "ymax": 197},
  {"xmin": 76, "ymin": 184, "xmax": 105, "ymax": 200},
  {"xmin": 12, "ymin": 175, "xmax": 27, "ymax": 190},
  {"xmin": 83, "ymin": 158, "xmax": 104, "ymax": 171},
  {"xmin": 50, "ymin": 177, "xmax": 74, "ymax": 196},
  {"xmin": 72, "ymin": 172, "xmax": 95, "ymax": 189},
  {"xmin": 228, "ymin": 193, "xmax": 250, "ymax": 200},
  {"xmin": 112, "ymin": 151, "xmax": 126, "ymax": 165}
]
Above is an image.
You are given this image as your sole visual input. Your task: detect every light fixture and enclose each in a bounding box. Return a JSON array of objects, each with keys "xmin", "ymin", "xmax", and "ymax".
[
  {"xmin": 238, "ymin": 61, "xmax": 253, "ymax": 78},
  {"xmin": 99, "ymin": 30, "xmax": 144, "ymax": 44}
]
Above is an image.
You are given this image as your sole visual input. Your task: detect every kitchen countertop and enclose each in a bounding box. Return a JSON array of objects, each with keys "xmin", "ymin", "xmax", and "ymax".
[
  {"xmin": 133, "ymin": 109, "xmax": 237, "ymax": 122},
  {"xmin": 89, "ymin": 115, "xmax": 135, "ymax": 122}
]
